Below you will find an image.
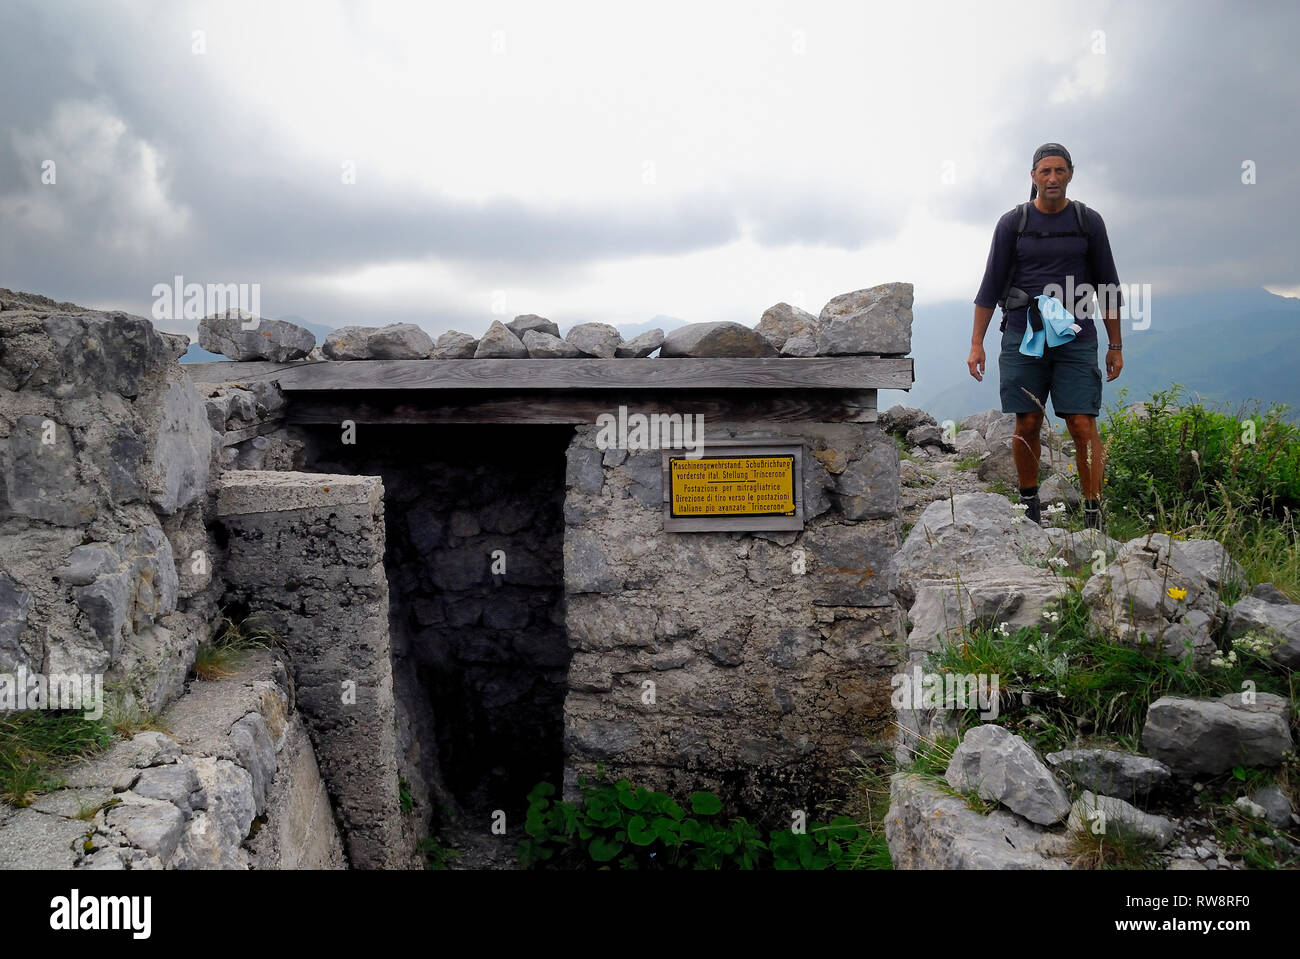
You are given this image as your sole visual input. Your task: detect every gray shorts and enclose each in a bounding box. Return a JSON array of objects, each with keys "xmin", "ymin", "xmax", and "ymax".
[{"xmin": 997, "ymin": 325, "xmax": 1102, "ymax": 416}]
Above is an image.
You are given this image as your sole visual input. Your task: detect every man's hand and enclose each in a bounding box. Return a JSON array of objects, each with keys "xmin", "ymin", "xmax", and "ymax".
[
  {"xmin": 968, "ymin": 345, "xmax": 986, "ymax": 381},
  {"xmin": 1106, "ymin": 349, "xmax": 1124, "ymax": 381}
]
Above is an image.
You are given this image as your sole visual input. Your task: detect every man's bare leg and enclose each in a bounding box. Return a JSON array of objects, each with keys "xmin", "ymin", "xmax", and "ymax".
[
  {"xmin": 1012, "ymin": 410, "xmax": 1044, "ymax": 524},
  {"xmin": 1064, "ymin": 413, "xmax": 1105, "ymax": 528}
]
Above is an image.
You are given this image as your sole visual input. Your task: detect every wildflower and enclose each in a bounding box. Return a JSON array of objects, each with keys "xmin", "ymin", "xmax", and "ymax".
[
  {"xmin": 1047, "ymin": 557, "xmax": 1069, "ymax": 568},
  {"xmin": 1011, "ymin": 515, "xmax": 1024, "ymax": 526},
  {"xmin": 1027, "ymin": 643, "xmax": 1038, "ymax": 654},
  {"xmin": 1012, "ymin": 503, "xmax": 1029, "ymax": 511},
  {"xmin": 1166, "ymin": 586, "xmax": 1187, "ymax": 601},
  {"xmin": 1045, "ymin": 502, "xmax": 1066, "ymax": 515}
]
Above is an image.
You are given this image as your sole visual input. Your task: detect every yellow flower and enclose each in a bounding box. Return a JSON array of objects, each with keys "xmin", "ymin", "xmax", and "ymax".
[{"xmin": 1167, "ymin": 587, "xmax": 1187, "ymax": 601}]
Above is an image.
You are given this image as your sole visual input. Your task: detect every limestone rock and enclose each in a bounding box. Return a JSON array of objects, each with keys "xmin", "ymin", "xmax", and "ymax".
[
  {"xmin": 198, "ymin": 311, "xmax": 315, "ymax": 362},
  {"xmin": 321, "ymin": 326, "xmax": 375, "ymax": 360},
  {"xmin": 660, "ymin": 322, "xmax": 778, "ymax": 358},
  {"xmin": 817, "ymin": 282, "xmax": 913, "ymax": 355},
  {"xmin": 1045, "ymin": 748, "xmax": 1171, "ymax": 801},
  {"xmin": 780, "ymin": 335, "xmax": 817, "ymax": 357},
  {"xmin": 1067, "ymin": 791, "xmax": 1175, "ymax": 848},
  {"xmin": 1224, "ymin": 592, "xmax": 1300, "ymax": 671},
  {"xmin": 1082, "ymin": 534, "xmax": 1224, "ymax": 666},
  {"xmin": 756, "ymin": 302, "xmax": 819, "ymax": 350},
  {"xmin": 507, "ymin": 314, "xmax": 561, "ymax": 339},
  {"xmin": 522, "ymin": 330, "xmax": 582, "ymax": 358},
  {"xmin": 892, "ymin": 492, "xmax": 1052, "ymax": 600},
  {"xmin": 615, "ymin": 329, "xmax": 665, "ymax": 358},
  {"xmin": 1142, "ymin": 693, "xmax": 1293, "ymax": 776},
  {"xmin": 885, "ymin": 774, "xmax": 1069, "ymax": 869},
  {"xmin": 364, "ymin": 324, "xmax": 435, "ymax": 359},
  {"xmin": 882, "ymin": 405, "xmax": 938, "ymax": 435},
  {"xmin": 566, "ymin": 322, "xmax": 623, "ymax": 358},
  {"xmin": 104, "ymin": 793, "xmax": 187, "ymax": 863},
  {"xmin": 944, "ymin": 723, "xmax": 1072, "ymax": 825},
  {"xmin": 473, "ymin": 321, "xmax": 528, "ymax": 359},
  {"xmin": 431, "ymin": 330, "xmax": 479, "ymax": 359}
]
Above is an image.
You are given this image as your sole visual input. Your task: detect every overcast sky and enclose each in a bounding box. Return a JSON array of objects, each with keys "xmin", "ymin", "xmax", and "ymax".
[{"xmin": 1, "ymin": 0, "xmax": 1297, "ymax": 341}]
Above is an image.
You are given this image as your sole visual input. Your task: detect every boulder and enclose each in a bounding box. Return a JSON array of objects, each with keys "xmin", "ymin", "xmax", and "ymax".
[
  {"xmin": 1142, "ymin": 693, "xmax": 1293, "ymax": 776},
  {"xmin": 1045, "ymin": 748, "xmax": 1171, "ymax": 801},
  {"xmin": 1224, "ymin": 591, "xmax": 1300, "ymax": 670},
  {"xmin": 660, "ymin": 322, "xmax": 779, "ymax": 358},
  {"xmin": 321, "ymin": 326, "xmax": 374, "ymax": 360},
  {"xmin": 565, "ymin": 322, "xmax": 623, "ymax": 358},
  {"xmin": 944, "ymin": 723, "xmax": 1072, "ymax": 825},
  {"xmin": 507, "ymin": 314, "xmax": 561, "ymax": 339},
  {"xmin": 816, "ymin": 282, "xmax": 913, "ymax": 355},
  {"xmin": 780, "ymin": 335, "xmax": 817, "ymax": 357},
  {"xmin": 198, "ymin": 311, "xmax": 315, "ymax": 362},
  {"xmin": 615, "ymin": 329, "xmax": 665, "ymax": 358},
  {"xmin": 881, "ymin": 405, "xmax": 937, "ymax": 435},
  {"xmin": 1067, "ymin": 791, "xmax": 1175, "ymax": 848},
  {"xmin": 431, "ymin": 331, "xmax": 479, "ymax": 359},
  {"xmin": 892, "ymin": 492, "xmax": 1052, "ymax": 601},
  {"xmin": 522, "ymin": 330, "xmax": 582, "ymax": 358},
  {"xmin": 756, "ymin": 302, "xmax": 819, "ymax": 350},
  {"xmin": 1082, "ymin": 535, "xmax": 1224, "ymax": 665},
  {"xmin": 473, "ymin": 321, "xmax": 528, "ymax": 359},
  {"xmin": 885, "ymin": 773, "xmax": 1069, "ymax": 869}
]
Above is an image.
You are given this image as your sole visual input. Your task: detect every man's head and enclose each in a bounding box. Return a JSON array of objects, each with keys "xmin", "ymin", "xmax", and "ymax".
[{"xmin": 1030, "ymin": 142, "xmax": 1073, "ymax": 201}]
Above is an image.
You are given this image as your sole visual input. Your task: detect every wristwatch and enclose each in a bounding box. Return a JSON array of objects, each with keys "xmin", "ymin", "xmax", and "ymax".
[{"xmin": 1108, "ymin": 344, "xmax": 1122, "ymax": 350}]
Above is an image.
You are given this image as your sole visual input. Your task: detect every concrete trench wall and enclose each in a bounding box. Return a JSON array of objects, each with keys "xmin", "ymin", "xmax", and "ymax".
[{"xmin": 214, "ymin": 470, "xmax": 411, "ymax": 868}]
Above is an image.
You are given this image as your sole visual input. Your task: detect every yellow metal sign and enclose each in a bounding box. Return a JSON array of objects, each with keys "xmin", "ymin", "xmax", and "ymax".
[{"xmin": 669, "ymin": 455, "xmax": 796, "ymax": 517}]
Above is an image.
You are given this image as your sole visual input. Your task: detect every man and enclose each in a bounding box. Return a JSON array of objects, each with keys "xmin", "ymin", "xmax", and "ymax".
[{"xmin": 967, "ymin": 143, "xmax": 1125, "ymax": 531}]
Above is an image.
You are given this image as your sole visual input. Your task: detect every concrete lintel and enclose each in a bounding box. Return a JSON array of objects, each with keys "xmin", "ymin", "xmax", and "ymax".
[{"xmin": 216, "ymin": 470, "xmax": 383, "ymax": 516}]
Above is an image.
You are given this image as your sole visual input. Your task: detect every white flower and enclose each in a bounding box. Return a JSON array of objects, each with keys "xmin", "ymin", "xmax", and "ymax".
[
  {"xmin": 1012, "ymin": 503, "xmax": 1029, "ymax": 512},
  {"xmin": 1045, "ymin": 502, "xmax": 1066, "ymax": 514},
  {"xmin": 1011, "ymin": 515, "xmax": 1025, "ymax": 526},
  {"xmin": 1047, "ymin": 557, "xmax": 1069, "ymax": 568}
]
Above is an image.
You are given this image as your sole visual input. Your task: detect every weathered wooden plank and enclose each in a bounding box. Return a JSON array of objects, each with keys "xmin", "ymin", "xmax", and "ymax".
[
  {"xmin": 184, "ymin": 357, "xmax": 913, "ymax": 391},
  {"xmin": 283, "ymin": 389, "xmax": 878, "ymax": 425}
]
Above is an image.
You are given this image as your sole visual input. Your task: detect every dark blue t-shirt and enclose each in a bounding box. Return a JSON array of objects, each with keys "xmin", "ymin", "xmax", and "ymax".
[{"xmin": 974, "ymin": 200, "xmax": 1123, "ymax": 342}]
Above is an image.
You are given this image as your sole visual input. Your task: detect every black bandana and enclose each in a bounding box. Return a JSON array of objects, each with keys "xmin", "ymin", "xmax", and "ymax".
[{"xmin": 1030, "ymin": 143, "xmax": 1072, "ymax": 200}]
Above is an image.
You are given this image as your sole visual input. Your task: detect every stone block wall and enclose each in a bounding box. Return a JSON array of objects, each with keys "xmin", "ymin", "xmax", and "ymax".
[{"xmin": 561, "ymin": 421, "xmax": 906, "ymax": 823}]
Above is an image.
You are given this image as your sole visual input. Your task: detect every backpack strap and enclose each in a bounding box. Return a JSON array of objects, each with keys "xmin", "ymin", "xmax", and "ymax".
[
  {"xmin": 997, "ymin": 200, "xmax": 1091, "ymax": 309},
  {"xmin": 997, "ymin": 202, "xmax": 1031, "ymax": 310}
]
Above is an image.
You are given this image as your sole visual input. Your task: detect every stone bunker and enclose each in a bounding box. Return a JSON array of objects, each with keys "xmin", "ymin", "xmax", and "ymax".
[
  {"xmin": 192, "ymin": 328, "xmax": 914, "ymax": 850},
  {"xmin": 0, "ymin": 286, "xmax": 915, "ymax": 867}
]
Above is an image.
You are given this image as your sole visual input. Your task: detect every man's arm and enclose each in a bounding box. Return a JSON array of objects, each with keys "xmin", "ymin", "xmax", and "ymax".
[{"xmin": 972, "ymin": 212, "xmax": 1014, "ymax": 343}]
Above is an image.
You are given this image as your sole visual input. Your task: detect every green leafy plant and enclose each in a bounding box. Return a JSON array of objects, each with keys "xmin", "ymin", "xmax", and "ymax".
[
  {"xmin": 516, "ymin": 771, "xmax": 883, "ymax": 870},
  {"xmin": 417, "ymin": 836, "xmax": 461, "ymax": 870}
]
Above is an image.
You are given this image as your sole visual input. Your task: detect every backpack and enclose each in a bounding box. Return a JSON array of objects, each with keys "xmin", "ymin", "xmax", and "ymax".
[{"xmin": 997, "ymin": 200, "xmax": 1091, "ymax": 330}]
